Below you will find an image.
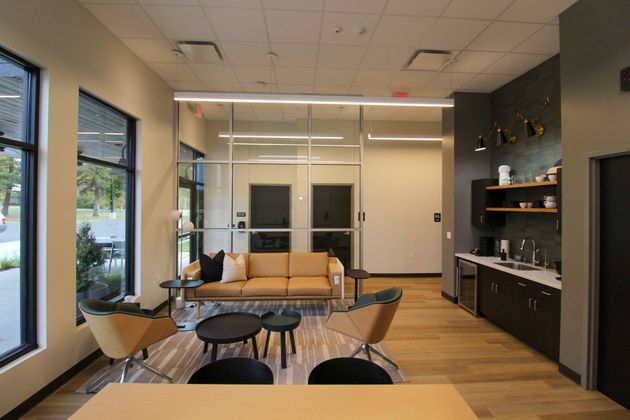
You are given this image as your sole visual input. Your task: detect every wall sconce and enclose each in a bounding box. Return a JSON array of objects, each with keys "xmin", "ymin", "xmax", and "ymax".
[
  {"xmin": 474, "ymin": 135, "xmax": 486, "ymax": 152},
  {"xmin": 524, "ymin": 97, "xmax": 560, "ymax": 138},
  {"xmin": 475, "ymin": 121, "xmax": 500, "ymax": 152}
]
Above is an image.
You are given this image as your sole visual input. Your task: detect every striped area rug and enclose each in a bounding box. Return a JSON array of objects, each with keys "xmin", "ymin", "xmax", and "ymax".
[{"xmin": 76, "ymin": 299, "xmax": 406, "ymax": 392}]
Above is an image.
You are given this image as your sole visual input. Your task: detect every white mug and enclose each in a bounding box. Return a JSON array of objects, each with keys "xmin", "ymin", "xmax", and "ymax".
[
  {"xmin": 544, "ymin": 195, "xmax": 557, "ymax": 201},
  {"xmin": 544, "ymin": 201, "xmax": 557, "ymax": 209}
]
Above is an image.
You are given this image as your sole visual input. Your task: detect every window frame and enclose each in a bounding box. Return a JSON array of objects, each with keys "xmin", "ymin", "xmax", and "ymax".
[
  {"xmin": 75, "ymin": 90, "xmax": 136, "ymax": 325},
  {"xmin": 0, "ymin": 46, "xmax": 39, "ymax": 368}
]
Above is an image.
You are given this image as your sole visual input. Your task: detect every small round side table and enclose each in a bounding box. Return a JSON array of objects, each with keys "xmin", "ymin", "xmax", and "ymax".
[
  {"xmin": 261, "ymin": 310, "xmax": 301, "ymax": 369},
  {"xmin": 159, "ymin": 279, "xmax": 203, "ymax": 331},
  {"xmin": 345, "ymin": 268, "xmax": 370, "ymax": 302}
]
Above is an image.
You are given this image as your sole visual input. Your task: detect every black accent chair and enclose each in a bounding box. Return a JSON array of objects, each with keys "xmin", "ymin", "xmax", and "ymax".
[
  {"xmin": 308, "ymin": 357, "xmax": 393, "ymax": 385},
  {"xmin": 188, "ymin": 358, "xmax": 274, "ymax": 384}
]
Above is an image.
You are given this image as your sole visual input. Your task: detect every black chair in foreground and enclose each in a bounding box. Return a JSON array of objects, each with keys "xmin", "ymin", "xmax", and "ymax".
[
  {"xmin": 308, "ymin": 357, "xmax": 393, "ymax": 385},
  {"xmin": 188, "ymin": 358, "xmax": 274, "ymax": 384}
]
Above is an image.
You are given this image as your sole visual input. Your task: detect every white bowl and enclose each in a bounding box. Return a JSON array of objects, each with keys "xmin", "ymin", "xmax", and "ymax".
[
  {"xmin": 519, "ymin": 202, "xmax": 528, "ymax": 208},
  {"xmin": 544, "ymin": 201, "xmax": 557, "ymax": 209},
  {"xmin": 535, "ymin": 176, "xmax": 546, "ymax": 182},
  {"xmin": 548, "ymin": 174, "xmax": 557, "ymax": 181},
  {"xmin": 526, "ymin": 202, "xmax": 534, "ymax": 208}
]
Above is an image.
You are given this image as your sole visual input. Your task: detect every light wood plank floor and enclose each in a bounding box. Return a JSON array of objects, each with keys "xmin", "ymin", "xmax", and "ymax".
[{"xmin": 23, "ymin": 278, "xmax": 630, "ymax": 419}]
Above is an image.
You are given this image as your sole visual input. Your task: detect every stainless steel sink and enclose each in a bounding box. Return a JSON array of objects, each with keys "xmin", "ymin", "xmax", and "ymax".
[{"xmin": 494, "ymin": 262, "xmax": 541, "ymax": 271}]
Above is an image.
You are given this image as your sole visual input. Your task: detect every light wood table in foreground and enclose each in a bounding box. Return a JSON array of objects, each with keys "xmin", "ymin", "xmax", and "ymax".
[{"xmin": 71, "ymin": 383, "xmax": 477, "ymax": 419}]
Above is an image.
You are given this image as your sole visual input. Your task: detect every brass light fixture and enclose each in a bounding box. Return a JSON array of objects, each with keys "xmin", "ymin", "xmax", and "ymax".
[{"xmin": 474, "ymin": 96, "xmax": 559, "ymax": 151}]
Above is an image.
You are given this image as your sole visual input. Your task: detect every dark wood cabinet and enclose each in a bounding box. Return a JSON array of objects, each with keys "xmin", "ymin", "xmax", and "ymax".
[
  {"xmin": 556, "ymin": 168, "xmax": 562, "ymax": 233},
  {"xmin": 477, "ymin": 264, "xmax": 560, "ymax": 361},
  {"xmin": 471, "ymin": 179, "xmax": 505, "ymax": 227}
]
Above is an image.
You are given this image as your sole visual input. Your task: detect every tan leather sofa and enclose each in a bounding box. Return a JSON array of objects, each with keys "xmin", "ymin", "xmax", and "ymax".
[{"xmin": 181, "ymin": 252, "xmax": 343, "ymax": 317}]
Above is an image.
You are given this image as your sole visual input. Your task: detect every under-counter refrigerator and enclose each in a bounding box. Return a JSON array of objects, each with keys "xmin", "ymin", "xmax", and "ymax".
[{"xmin": 457, "ymin": 259, "xmax": 478, "ymax": 316}]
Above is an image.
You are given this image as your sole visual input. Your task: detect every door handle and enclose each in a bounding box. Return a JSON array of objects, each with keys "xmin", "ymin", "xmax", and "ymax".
[
  {"xmin": 528, "ymin": 298, "xmax": 532, "ymax": 309},
  {"xmin": 533, "ymin": 300, "xmax": 538, "ymax": 311},
  {"xmin": 517, "ymin": 282, "xmax": 527, "ymax": 287},
  {"xmin": 480, "ymin": 215, "xmax": 484, "ymax": 224},
  {"xmin": 343, "ymin": 231, "xmax": 350, "ymax": 236},
  {"xmin": 541, "ymin": 291, "xmax": 552, "ymax": 296}
]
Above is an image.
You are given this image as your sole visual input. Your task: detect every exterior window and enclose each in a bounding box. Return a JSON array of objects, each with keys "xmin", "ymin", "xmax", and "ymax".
[
  {"xmin": 0, "ymin": 47, "xmax": 38, "ymax": 367},
  {"xmin": 76, "ymin": 91, "xmax": 135, "ymax": 323}
]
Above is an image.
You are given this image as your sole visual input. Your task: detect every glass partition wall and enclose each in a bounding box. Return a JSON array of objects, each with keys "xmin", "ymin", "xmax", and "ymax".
[{"xmin": 176, "ymin": 102, "xmax": 363, "ymax": 277}]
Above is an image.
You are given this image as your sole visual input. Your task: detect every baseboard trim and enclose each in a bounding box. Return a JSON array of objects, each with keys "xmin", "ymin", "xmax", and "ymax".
[
  {"xmin": 153, "ymin": 299, "xmax": 169, "ymax": 313},
  {"xmin": 559, "ymin": 363, "xmax": 581, "ymax": 385},
  {"xmin": 441, "ymin": 291, "xmax": 458, "ymax": 303},
  {"xmin": 6, "ymin": 348, "xmax": 102, "ymax": 419},
  {"xmin": 371, "ymin": 273, "xmax": 441, "ymax": 278}
]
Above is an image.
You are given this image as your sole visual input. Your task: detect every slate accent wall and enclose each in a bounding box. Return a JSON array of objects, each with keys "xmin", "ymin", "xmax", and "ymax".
[{"xmin": 489, "ymin": 55, "xmax": 562, "ymax": 264}]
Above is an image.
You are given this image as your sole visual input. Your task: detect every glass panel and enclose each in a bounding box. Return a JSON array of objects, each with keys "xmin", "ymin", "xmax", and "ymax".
[
  {"xmin": 311, "ymin": 165, "xmax": 360, "ymax": 228},
  {"xmin": 0, "ymin": 147, "xmax": 23, "ymax": 356},
  {"xmin": 177, "ymin": 229, "xmax": 230, "ymax": 277},
  {"xmin": 313, "ymin": 231, "xmax": 356, "ymax": 269},
  {"xmin": 232, "ymin": 230, "xmax": 308, "ymax": 254},
  {"xmin": 0, "ymin": 56, "xmax": 25, "ymax": 142},
  {"xmin": 233, "ymin": 103, "xmax": 308, "ymax": 161},
  {"xmin": 178, "ymin": 102, "xmax": 229, "ymax": 161},
  {"xmin": 178, "ymin": 163, "xmax": 229, "ymax": 229},
  {"xmin": 77, "ymin": 93, "xmax": 132, "ymax": 165},
  {"xmin": 311, "ymin": 105, "xmax": 360, "ymax": 162},
  {"xmin": 76, "ymin": 163, "xmax": 127, "ymax": 317},
  {"xmin": 233, "ymin": 164, "xmax": 308, "ymax": 230}
]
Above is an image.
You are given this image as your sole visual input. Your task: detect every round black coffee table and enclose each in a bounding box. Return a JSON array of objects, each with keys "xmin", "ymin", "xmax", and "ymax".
[
  {"xmin": 261, "ymin": 310, "xmax": 301, "ymax": 369},
  {"xmin": 159, "ymin": 279, "xmax": 203, "ymax": 331},
  {"xmin": 196, "ymin": 312, "xmax": 262, "ymax": 362},
  {"xmin": 346, "ymin": 268, "xmax": 370, "ymax": 302}
]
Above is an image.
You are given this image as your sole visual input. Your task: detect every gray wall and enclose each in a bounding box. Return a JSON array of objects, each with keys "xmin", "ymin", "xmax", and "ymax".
[
  {"xmin": 559, "ymin": 0, "xmax": 630, "ymax": 386},
  {"xmin": 489, "ymin": 56, "xmax": 562, "ymax": 263},
  {"xmin": 442, "ymin": 93, "xmax": 492, "ymax": 298}
]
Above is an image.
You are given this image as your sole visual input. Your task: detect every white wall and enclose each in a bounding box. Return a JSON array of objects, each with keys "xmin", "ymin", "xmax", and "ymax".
[{"xmin": 0, "ymin": 0, "xmax": 175, "ymax": 416}]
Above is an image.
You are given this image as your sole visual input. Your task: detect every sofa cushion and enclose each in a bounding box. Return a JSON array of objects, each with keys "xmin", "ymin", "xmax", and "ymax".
[
  {"xmin": 221, "ymin": 254, "xmax": 247, "ymax": 283},
  {"xmin": 248, "ymin": 253, "xmax": 289, "ymax": 278},
  {"xmin": 199, "ymin": 250, "xmax": 224, "ymax": 283},
  {"xmin": 289, "ymin": 252, "xmax": 328, "ymax": 277},
  {"xmin": 194, "ymin": 281, "xmax": 246, "ymax": 297},
  {"xmin": 211, "ymin": 252, "xmax": 249, "ymax": 277},
  {"xmin": 241, "ymin": 277, "xmax": 288, "ymax": 297},
  {"xmin": 288, "ymin": 276, "xmax": 331, "ymax": 296}
]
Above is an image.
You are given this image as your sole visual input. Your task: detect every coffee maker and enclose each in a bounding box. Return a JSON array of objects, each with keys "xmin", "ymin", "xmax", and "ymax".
[{"xmin": 478, "ymin": 236, "xmax": 495, "ymax": 257}]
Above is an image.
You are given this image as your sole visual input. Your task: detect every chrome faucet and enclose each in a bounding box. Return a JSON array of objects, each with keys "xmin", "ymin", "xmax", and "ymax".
[{"xmin": 520, "ymin": 237, "xmax": 538, "ymax": 265}]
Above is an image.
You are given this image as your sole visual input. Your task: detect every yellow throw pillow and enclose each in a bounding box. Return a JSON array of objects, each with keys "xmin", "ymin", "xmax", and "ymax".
[{"xmin": 221, "ymin": 254, "xmax": 247, "ymax": 283}]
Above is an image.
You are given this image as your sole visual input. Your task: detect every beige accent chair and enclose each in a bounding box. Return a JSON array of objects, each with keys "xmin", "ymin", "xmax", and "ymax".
[
  {"xmin": 326, "ymin": 287, "xmax": 402, "ymax": 370},
  {"xmin": 79, "ymin": 299, "xmax": 177, "ymax": 392}
]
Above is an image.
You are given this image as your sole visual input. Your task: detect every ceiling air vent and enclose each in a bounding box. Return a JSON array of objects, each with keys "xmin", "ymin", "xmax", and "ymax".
[
  {"xmin": 176, "ymin": 41, "xmax": 223, "ymax": 63},
  {"xmin": 405, "ymin": 49, "xmax": 452, "ymax": 71}
]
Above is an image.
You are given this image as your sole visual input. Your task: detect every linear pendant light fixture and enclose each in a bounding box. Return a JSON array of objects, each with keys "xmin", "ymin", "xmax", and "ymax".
[
  {"xmin": 368, "ymin": 133, "xmax": 442, "ymax": 142},
  {"xmin": 218, "ymin": 132, "xmax": 343, "ymax": 140},
  {"xmin": 174, "ymin": 92, "xmax": 454, "ymax": 108}
]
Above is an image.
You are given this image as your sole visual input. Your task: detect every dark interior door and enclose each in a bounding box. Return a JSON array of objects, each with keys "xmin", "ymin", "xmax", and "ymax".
[
  {"xmin": 598, "ymin": 154, "xmax": 630, "ymax": 409},
  {"xmin": 250, "ymin": 185, "xmax": 290, "ymax": 252},
  {"xmin": 312, "ymin": 185, "xmax": 352, "ymax": 268}
]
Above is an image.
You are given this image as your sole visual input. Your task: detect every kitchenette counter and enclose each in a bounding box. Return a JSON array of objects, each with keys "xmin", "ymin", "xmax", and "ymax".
[{"xmin": 455, "ymin": 253, "xmax": 562, "ymax": 290}]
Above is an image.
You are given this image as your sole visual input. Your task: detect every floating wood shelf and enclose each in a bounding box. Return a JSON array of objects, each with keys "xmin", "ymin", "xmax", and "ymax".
[
  {"xmin": 487, "ymin": 181, "xmax": 557, "ymax": 190},
  {"xmin": 486, "ymin": 207, "xmax": 558, "ymax": 213}
]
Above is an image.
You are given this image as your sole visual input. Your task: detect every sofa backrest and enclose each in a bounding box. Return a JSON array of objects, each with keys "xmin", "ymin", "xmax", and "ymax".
[
  {"xmin": 248, "ymin": 252, "xmax": 289, "ymax": 278},
  {"xmin": 289, "ymin": 252, "xmax": 328, "ymax": 277}
]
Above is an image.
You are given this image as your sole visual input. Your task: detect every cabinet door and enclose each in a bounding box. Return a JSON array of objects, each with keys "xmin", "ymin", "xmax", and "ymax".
[
  {"xmin": 556, "ymin": 168, "xmax": 562, "ymax": 233},
  {"xmin": 477, "ymin": 266, "xmax": 496, "ymax": 320},
  {"xmin": 493, "ymin": 274, "xmax": 514, "ymax": 330},
  {"xmin": 512, "ymin": 280, "xmax": 536, "ymax": 344},
  {"xmin": 532, "ymin": 286, "xmax": 561, "ymax": 360},
  {"xmin": 471, "ymin": 179, "xmax": 505, "ymax": 227}
]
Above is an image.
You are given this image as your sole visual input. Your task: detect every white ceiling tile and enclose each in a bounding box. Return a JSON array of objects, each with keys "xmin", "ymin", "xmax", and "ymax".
[
  {"xmin": 388, "ymin": 71, "xmax": 436, "ymax": 88},
  {"xmin": 320, "ymin": 13, "xmax": 380, "ymax": 46},
  {"xmin": 313, "ymin": 85, "xmax": 350, "ymax": 94},
  {"xmin": 420, "ymin": 18, "xmax": 490, "ymax": 50},
  {"xmin": 221, "ymin": 42, "xmax": 271, "ymax": 65},
  {"xmin": 461, "ymin": 73, "xmax": 514, "ymax": 92},
  {"xmin": 483, "ymin": 53, "xmax": 550, "ymax": 75},
  {"xmin": 409, "ymin": 88, "xmax": 453, "ymax": 98},
  {"xmin": 499, "ymin": 0, "xmax": 577, "ymax": 24},
  {"xmin": 371, "ymin": 15, "xmax": 436, "ymax": 47},
  {"xmin": 167, "ymin": 80, "xmax": 205, "ymax": 90},
  {"xmin": 265, "ymin": 10, "xmax": 322, "ymax": 43},
  {"xmin": 450, "ymin": 51, "xmax": 504, "ymax": 73},
  {"xmin": 324, "ymin": 0, "xmax": 387, "ymax": 14},
  {"xmin": 317, "ymin": 45, "xmax": 365, "ymax": 68},
  {"xmin": 270, "ymin": 43, "xmax": 318, "ymax": 67},
  {"xmin": 206, "ymin": 8, "xmax": 268, "ymax": 42},
  {"xmin": 429, "ymin": 72, "xmax": 475, "ymax": 89},
  {"xmin": 315, "ymin": 68, "xmax": 356, "ymax": 85},
  {"xmin": 137, "ymin": 0, "xmax": 198, "ymax": 5},
  {"xmin": 240, "ymin": 83, "xmax": 278, "ymax": 93},
  {"xmin": 352, "ymin": 69, "xmax": 396, "ymax": 87},
  {"xmin": 352, "ymin": 87, "xmax": 393, "ymax": 96},
  {"xmin": 384, "ymin": 0, "xmax": 450, "ymax": 16},
  {"xmin": 232, "ymin": 65, "xmax": 275, "ymax": 83},
  {"xmin": 277, "ymin": 84, "xmax": 315, "ymax": 93},
  {"xmin": 144, "ymin": 6, "xmax": 214, "ymax": 40},
  {"xmin": 84, "ymin": 4, "xmax": 162, "ymax": 38},
  {"xmin": 79, "ymin": 0, "xmax": 135, "ymax": 3},
  {"xmin": 513, "ymin": 25, "xmax": 559, "ymax": 54},
  {"xmin": 360, "ymin": 46, "xmax": 415, "ymax": 70},
  {"xmin": 200, "ymin": 0, "xmax": 261, "ymax": 8},
  {"xmin": 262, "ymin": 0, "xmax": 323, "ymax": 11},
  {"xmin": 442, "ymin": 0, "xmax": 512, "ymax": 19},
  {"xmin": 190, "ymin": 63, "xmax": 238, "ymax": 82},
  {"xmin": 203, "ymin": 81, "xmax": 243, "ymax": 91},
  {"xmin": 148, "ymin": 62, "xmax": 198, "ymax": 80},
  {"xmin": 274, "ymin": 67, "xmax": 316, "ymax": 84},
  {"xmin": 467, "ymin": 21, "xmax": 543, "ymax": 52},
  {"xmin": 121, "ymin": 38, "xmax": 178, "ymax": 63}
]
